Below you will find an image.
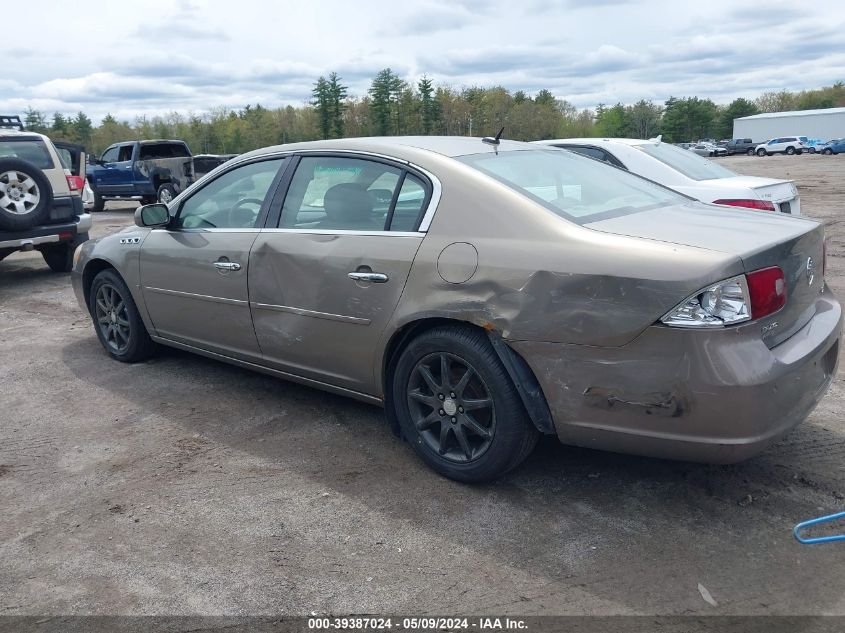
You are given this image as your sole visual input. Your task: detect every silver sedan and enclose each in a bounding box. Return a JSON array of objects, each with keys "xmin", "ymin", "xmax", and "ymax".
[{"xmin": 72, "ymin": 137, "xmax": 841, "ymax": 482}]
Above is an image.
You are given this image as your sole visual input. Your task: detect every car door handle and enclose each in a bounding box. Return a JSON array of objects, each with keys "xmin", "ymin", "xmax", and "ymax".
[
  {"xmin": 213, "ymin": 261, "xmax": 241, "ymax": 271},
  {"xmin": 348, "ymin": 271, "xmax": 388, "ymax": 283}
]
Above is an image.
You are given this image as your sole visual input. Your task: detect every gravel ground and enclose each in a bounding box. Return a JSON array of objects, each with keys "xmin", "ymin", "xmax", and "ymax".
[{"xmin": 1, "ymin": 154, "xmax": 844, "ymax": 616}]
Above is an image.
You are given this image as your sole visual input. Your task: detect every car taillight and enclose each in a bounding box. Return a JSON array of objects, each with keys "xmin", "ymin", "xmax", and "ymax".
[
  {"xmin": 746, "ymin": 266, "xmax": 786, "ymax": 320},
  {"xmin": 661, "ymin": 266, "xmax": 786, "ymax": 328},
  {"xmin": 713, "ymin": 199, "xmax": 776, "ymax": 211},
  {"xmin": 66, "ymin": 175, "xmax": 84, "ymax": 192}
]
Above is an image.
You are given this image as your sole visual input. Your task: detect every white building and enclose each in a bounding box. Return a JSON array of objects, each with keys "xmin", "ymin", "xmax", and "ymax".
[{"xmin": 733, "ymin": 107, "xmax": 845, "ymax": 142}]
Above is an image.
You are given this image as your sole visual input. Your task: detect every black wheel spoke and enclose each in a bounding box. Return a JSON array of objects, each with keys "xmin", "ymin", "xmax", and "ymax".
[
  {"xmin": 415, "ymin": 411, "xmax": 440, "ymax": 431},
  {"xmin": 454, "ymin": 425, "xmax": 473, "ymax": 460},
  {"xmin": 408, "ymin": 388, "xmax": 437, "ymax": 408},
  {"xmin": 462, "ymin": 397, "xmax": 492, "ymax": 411},
  {"xmin": 462, "ymin": 413, "xmax": 492, "ymax": 439},
  {"xmin": 417, "ymin": 364, "xmax": 440, "ymax": 393},
  {"xmin": 440, "ymin": 354, "xmax": 451, "ymax": 389},
  {"xmin": 454, "ymin": 366, "xmax": 473, "ymax": 397},
  {"xmin": 438, "ymin": 423, "xmax": 451, "ymax": 454}
]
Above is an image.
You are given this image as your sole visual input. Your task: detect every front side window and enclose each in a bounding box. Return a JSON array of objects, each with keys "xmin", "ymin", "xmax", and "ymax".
[
  {"xmin": 458, "ymin": 148, "xmax": 685, "ymax": 224},
  {"xmin": 176, "ymin": 158, "xmax": 285, "ymax": 229},
  {"xmin": 0, "ymin": 140, "xmax": 54, "ymax": 169},
  {"xmin": 280, "ymin": 156, "xmax": 428, "ymax": 231},
  {"xmin": 101, "ymin": 146, "xmax": 119, "ymax": 162},
  {"xmin": 633, "ymin": 142, "xmax": 737, "ymax": 181}
]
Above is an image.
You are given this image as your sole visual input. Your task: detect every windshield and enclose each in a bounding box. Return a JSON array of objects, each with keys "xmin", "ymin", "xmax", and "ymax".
[
  {"xmin": 633, "ymin": 142, "xmax": 737, "ymax": 181},
  {"xmin": 458, "ymin": 149, "xmax": 685, "ymax": 224}
]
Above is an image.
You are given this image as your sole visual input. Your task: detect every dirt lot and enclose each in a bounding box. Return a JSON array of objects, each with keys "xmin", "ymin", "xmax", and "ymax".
[{"xmin": 1, "ymin": 155, "xmax": 845, "ymax": 617}]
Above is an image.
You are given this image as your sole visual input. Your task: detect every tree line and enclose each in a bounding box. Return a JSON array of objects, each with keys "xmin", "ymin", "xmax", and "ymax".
[{"xmin": 19, "ymin": 71, "xmax": 845, "ymax": 157}]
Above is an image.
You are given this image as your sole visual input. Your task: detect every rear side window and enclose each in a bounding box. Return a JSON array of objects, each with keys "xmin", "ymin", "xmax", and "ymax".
[
  {"xmin": 0, "ymin": 140, "xmax": 55, "ymax": 169},
  {"xmin": 139, "ymin": 143, "xmax": 190, "ymax": 159},
  {"xmin": 279, "ymin": 156, "xmax": 429, "ymax": 231},
  {"xmin": 117, "ymin": 145, "xmax": 133, "ymax": 162}
]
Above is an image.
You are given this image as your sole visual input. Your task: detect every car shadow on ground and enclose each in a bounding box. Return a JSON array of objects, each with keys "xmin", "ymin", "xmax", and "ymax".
[{"xmin": 59, "ymin": 336, "xmax": 845, "ymax": 614}]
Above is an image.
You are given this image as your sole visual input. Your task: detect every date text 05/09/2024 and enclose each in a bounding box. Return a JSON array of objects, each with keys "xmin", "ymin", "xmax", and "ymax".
[{"xmin": 307, "ymin": 617, "xmax": 528, "ymax": 630}]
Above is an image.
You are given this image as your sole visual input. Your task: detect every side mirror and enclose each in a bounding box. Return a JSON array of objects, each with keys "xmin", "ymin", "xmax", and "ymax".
[{"xmin": 135, "ymin": 203, "xmax": 170, "ymax": 228}]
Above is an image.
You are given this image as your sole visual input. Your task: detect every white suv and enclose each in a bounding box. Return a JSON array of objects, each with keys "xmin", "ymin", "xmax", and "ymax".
[
  {"xmin": 755, "ymin": 136, "xmax": 806, "ymax": 156},
  {"xmin": 0, "ymin": 115, "xmax": 92, "ymax": 271}
]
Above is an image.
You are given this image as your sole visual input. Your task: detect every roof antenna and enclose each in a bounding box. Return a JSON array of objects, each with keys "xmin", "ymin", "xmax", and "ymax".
[{"xmin": 482, "ymin": 127, "xmax": 505, "ymax": 153}]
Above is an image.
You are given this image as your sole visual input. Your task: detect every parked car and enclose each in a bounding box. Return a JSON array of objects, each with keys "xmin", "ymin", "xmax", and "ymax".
[
  {"xmin": 755, "ymin": 136, "xmax": 806, "ymax": 156},
  {"xmin": 72, "ymin": 136, "xmax": 840, "ymax": 482},
  {"xmin": 534, "ymin": 138, "xmax": 801, "ymax": 214},
  {"xmin": 818, "ymin": 139, "xmax": 845, "ymax": 155},
  {"xmin": 724, "ymin": 138, "xmax": 757, "ymax": 155},
  {"xmin": 193, "ymin": 153, "xmax": 238, "ymax": 178},
  {"xmin": 86, "ymin": 140, "xmax": 194, "ymax": 211},
  {"xmin": 690, "ymin": 142, "xmax": 727, "ymax": 157},
  {"xmin": 676, "ymin": 142, "xmax": 695, "ymax": 150},
  {"xmin": 0, "ymin": 115, "xmax": 91, "ymax": 272}
]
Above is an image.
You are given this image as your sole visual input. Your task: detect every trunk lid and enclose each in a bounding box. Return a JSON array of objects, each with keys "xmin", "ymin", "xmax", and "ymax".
[
  {"xmin": 586, "ymin": 202, "xmax": 825, "ymax": 347},
  {"xmin": 702, "ymin": 175, "xmax": 800, "ymax": 214}
]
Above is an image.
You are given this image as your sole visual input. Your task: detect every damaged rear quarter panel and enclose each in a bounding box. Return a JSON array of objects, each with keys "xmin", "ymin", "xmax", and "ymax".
[{"xmin": 385, "ymin": 156, "xmax": 742, "ymax": 351}]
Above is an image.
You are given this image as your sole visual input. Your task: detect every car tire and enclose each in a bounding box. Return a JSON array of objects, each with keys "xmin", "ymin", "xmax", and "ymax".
[
  {"xmin": 91, "ymin": 187, "xmax": 105, "ymax": 213},
  {"xmin": 809, "ymin": 147, "xmax": 816, "ymax": 154},
  {"xmin": 756, "ymin": 148, "xmax": 767, "ymax": 156},
  {"xmin": 391, "ymin": 324, "xmax": 539, "ymax": 483},
  {"xmin": 823, "ymin": 148, "xmax": 833, "ymax": 155},
  {"xmin": 0, "ymin": 157, "xmax": 53, "ymax": 230},
  {"xmin": 89, "ymin": 269, "xmax": 157, "ymax": 363},
  {"xmin": 786, "ymin": 146, "xmax": 795, "ymax": 155},
  {"xmin": 157, "ymin": 183, "xmax": 178, "ymax": 205},
  {"xmin": 746, "ymin": 148, "xmax": 755, "ymax": 156},
  {"xmin": 40, "ymin": 232, "xmax": 88, "ymax": 273}
]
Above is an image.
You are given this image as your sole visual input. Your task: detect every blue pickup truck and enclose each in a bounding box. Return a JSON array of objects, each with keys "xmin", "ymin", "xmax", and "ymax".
[{"xmin": 86, "ymin": 140, "xmax": 195, "ymax": 212}]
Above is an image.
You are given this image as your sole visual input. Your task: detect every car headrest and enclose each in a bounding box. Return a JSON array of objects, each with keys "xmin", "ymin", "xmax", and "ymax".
[{"xmin": 323, "ymin": 183, "xmax": 372, "ymax": 221}]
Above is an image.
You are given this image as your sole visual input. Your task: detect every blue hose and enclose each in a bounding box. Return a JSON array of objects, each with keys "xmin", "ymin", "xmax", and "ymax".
[{"xmin": 794, "ymin": 511, "xmax": 845, "ymax": 544}]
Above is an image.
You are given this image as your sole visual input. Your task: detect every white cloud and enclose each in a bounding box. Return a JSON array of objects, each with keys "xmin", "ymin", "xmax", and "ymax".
[{"xmin": 0, "ymin": 0, "xmax": 842, "ymax": 122}]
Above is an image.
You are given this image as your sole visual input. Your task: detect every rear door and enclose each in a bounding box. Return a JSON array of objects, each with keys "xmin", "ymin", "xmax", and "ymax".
[
  {"xmin": 139, "ymin": 156, "xmax": 289, "ymax": 360},
  {"xmin": 249, "ymin": 153, "xmax": 432, "ymax": 394},
  {"xmin": 53, "ymin": 142, "xmax": 86, "ymax": 179}
]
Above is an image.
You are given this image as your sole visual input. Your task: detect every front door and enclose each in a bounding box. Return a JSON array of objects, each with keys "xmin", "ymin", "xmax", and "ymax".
[
  {"xmin": 97, "ymin": 143, "xmax": 135, "ymax": 194},
  {"xmin": 140, "ymin": 157, "xmax": 289, "ymax": 360},
  {"xmin": 249, "ymin": 154, "xmax": 431, "ymax": 394}
]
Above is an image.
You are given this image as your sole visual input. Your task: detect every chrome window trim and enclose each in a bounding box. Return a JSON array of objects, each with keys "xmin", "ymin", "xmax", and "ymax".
[{"xmin": 260, "ymin": 229, "xmax": 424, "ymax": 238}]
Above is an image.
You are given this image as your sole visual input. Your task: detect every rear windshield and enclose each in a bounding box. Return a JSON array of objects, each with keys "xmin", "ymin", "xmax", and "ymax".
[
  {"xmin": 633, "ymin": 142, "xmax": 736, "ymax": 181},
  {"xmin": 458, "ymin": 149, "xmax": 685, "ymax": 224},
  {"xmin": 0, "ymin": 139, "xmax": 55, "ymax": 169}
]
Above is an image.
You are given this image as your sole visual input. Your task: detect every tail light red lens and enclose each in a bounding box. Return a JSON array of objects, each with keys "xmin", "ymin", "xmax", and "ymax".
[
  {"xmin": 746, "ymin": 266, "xmax": 786, "ymax": 319},
  {"xmin": 66, "ymin": 175, "xmax": 84, "ymax": 192},
  {"xmin": 713, "ymin": 199, "xmax": 776, "ymax": 211}
]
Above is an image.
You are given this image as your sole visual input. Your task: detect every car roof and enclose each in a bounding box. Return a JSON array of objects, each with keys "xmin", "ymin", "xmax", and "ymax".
[
  {"xmin": 0, "ymin": 128, "xmax": 49, "ymax": 142},
  {"xmin": 536, "ymin": 138, "xmax": 652, "ymax": 148},
  {"xmin": 237, "ymin": 136, "xmax": 543, "ymax": 163}
]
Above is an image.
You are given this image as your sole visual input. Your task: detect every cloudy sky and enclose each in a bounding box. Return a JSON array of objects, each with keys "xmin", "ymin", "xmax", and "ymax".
[{"xmin": 3, "ymin": 0, "xmax": 843, "ymax": 123}]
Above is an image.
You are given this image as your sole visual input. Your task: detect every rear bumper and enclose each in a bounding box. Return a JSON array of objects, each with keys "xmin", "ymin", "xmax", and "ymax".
[
  {"xmin": 0, "ymin": 213, "xmax": 91, "ymax": 250},
  {"xmin": 511, "ymin": 289, "xmax": 842, "ymax": 463}
]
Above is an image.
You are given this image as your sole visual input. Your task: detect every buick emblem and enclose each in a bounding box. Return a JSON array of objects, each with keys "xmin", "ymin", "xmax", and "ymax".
[{"xmin": 806, "ymin": 257, "xmax": 816, "ymax": 286}]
